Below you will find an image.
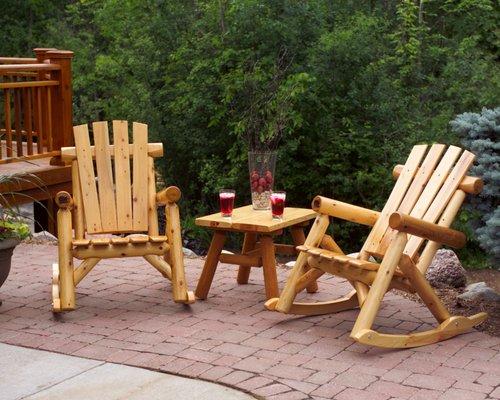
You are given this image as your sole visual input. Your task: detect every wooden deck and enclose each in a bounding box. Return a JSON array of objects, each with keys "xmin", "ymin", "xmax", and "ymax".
[
  {"xmin": 0, "ymin": 157, "xmax": 71, "ymax": 205},
  {"xmin": 0, "ymin": 49, "xmax": 75, "ymax": 234}
]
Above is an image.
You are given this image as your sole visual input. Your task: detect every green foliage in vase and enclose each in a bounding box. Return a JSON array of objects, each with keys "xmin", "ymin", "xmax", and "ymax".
[{"xmin": 451, "ymin": 108, "xmax": 499, "ymax": 266}]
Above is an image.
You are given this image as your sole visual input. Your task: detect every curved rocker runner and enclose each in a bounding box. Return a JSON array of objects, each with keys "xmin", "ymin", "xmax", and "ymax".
[
  {"xmin": 52, "ymin": 120, "xmax": 195, "ymax": 312},
  {"xmin": 265, "ymin": 144, "xmax": 487, "ymax": 348}
]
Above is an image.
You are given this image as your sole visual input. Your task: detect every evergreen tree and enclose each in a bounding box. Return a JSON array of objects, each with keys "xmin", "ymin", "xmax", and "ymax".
[{"xmin": 451, "ymin": 108, "xmax": 500, "ymax": 265}]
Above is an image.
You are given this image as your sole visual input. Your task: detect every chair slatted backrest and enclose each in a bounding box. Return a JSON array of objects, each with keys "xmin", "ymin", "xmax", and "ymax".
[
  {"xmin": 361, "ymin": 144, "xmax": 476, "ymax": 260},
  {"xmin": 69, "ymin": 120, "xmax": 162, "ymax": 235}
]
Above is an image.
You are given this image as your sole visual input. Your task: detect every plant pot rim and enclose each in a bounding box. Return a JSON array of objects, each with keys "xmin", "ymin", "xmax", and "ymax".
[{"xmin": 0, "ymin": 238, "xmax": 21, "ymax": 251}]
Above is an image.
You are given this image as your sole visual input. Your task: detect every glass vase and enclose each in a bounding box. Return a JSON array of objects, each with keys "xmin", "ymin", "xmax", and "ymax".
[{"xmin": 248, "ymin": 151, "xmax": 277, "ymax": 210}]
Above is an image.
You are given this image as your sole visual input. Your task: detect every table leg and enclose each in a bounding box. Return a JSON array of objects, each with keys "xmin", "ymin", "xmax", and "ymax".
[
  {"xmin": 260, "ymin": 235, "xmax": 279, "ymax": 300},
  {"xmin": 237, "ymin": 233, "xmax": 258, "ymax": 284},
  {"xmin": 195, "ymin": 230, "xmax": 226, "ymax": 299},
  {"xmin": 290, "ymin": 226, "xmax": 318, "ymax": 293}
]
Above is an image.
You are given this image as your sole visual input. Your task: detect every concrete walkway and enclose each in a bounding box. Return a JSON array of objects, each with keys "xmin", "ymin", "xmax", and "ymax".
[{"xmin": 0, "ymin": 343, "xmax": 254, "ymax": 400}]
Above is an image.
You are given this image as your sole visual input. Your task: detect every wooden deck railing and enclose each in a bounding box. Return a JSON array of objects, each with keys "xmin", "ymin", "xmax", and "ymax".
[{"xmin": 0, "ymin": 48, "xmax": 74, "ymax": 165}]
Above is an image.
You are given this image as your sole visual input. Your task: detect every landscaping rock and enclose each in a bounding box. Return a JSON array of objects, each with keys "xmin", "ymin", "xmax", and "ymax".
[
  {"xmin": 426, "ymin": 249, "xmax": 467, "ymax": 288},
  {"xmin": 182, "ymin": 247, "xmax": 198, "ymax": 258},
  {"xmin": 457, "ymin": 281, "xmax": 500, "ymax": 303},
  {"xmin": 31, "ymin": 231, "xmax": 58, "ymax": 243}
]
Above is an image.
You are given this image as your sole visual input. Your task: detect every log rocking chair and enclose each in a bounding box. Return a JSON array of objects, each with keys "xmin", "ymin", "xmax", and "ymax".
[
  {"xmin": 265, "ymin": 144, "xmax": 488, "ymax": 348},
  {"xmin": 51, "ymin": 120, "xmax": 195, "ymax": 312}
]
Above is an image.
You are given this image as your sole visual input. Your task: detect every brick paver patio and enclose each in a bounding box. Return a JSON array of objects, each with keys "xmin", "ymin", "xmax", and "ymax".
[{"xmin": 1, "ymin": 243, "xmax": 499, "ymax": 400}]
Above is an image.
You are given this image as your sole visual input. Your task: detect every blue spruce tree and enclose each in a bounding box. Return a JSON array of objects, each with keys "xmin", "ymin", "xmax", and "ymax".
[{"xmin": 450, "ymin": 108, "xmax": 499, "ymax": 267}]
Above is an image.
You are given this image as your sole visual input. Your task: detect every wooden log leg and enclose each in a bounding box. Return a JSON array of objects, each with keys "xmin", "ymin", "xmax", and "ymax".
[
  {"xmin": 351, "ymin": 232, "xmax": 407, "ymax": 337},
  {"xmin": 57, "ymin": 207, "xmax": 75, "ymax": 311},
  {"xmin": 320, "ymin": 234, "xmax": 343, "ymax": 253},
  {"xmin": 237, "ymin": 233, "xmax": 257, "ymax": 285},
  {"xmin": 352, "ymin": 281, "xmax": 369, "ymax": 307},
  {"xmin": 274, "ymin": 214, "xmax": 330, "ymax": 313},
  {"xmin": 260, "ymin": 235, "xmax": 279, "ymax": 300},
  {"xmin": 290, "ymin": 226, "xmax": 318, "ymax": 293},
  {"xmin": 165, "ymin": 202, "xmax": 192, "ymax": 303},
  {"xmin": 295, "ymin": 268, "xmax": 324, "ymax": 294},
  {"xmin": 73, "ymin": 258, "xmax": 100, "ymax": 286},
  {"xmin": 144, "ymin": 255, "xmax": 172, "ymax": 280},
  {"xmin": 352, "ymin": 252, "xmax": 371, "ymax": 307},
  {"xmin": 399, "ymin": 255, "xmax": 450, "ymax": 323},
  {"xmin": 195, "ymin": 230, "xmax": 226, "ymax": 299}
]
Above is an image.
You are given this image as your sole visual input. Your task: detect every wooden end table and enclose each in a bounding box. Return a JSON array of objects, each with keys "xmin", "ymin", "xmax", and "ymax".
[{"xmin": 194, "ymin": 205, "xmax": 317, "ymax": 300}]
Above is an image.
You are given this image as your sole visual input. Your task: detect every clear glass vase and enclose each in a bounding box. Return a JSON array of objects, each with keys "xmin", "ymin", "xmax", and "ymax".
[{"xmin": 248, "ymin": 151, "xmax": 277, "ymax": 210}]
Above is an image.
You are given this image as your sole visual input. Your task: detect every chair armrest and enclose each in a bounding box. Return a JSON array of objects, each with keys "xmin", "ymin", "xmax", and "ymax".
[
  {"xmin": 389, "ymin": 212, "xmax": 466, "ymax": 249},
  {"xmin": 55, "ymin": 191, "xmax": 73, "ymax": 210},
  {"xmin": 156, "ymin": 186, "xmax": 181, "ymax": 205},
  {"xmin": 311, "ymin": 195, "xmax": 380, "ymax": 226}
]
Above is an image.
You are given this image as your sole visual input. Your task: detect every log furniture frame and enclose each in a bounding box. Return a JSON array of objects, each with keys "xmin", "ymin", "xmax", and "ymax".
[
  {"xmin": 51, "ymin": 120, "xmax": 194, "ymax": 312},
  {"xmin": 195, "ymin": 205, "xmax": 317, "ymax": 300},
  {"xmin": 265, "ymin": 144, "xmax": 488, "ymax": 348}
]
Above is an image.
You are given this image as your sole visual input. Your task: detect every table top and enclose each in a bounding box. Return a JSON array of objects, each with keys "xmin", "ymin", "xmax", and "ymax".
[{"xmin": 195, "ymin": 205, "xmax": 317, "ymax": 233}]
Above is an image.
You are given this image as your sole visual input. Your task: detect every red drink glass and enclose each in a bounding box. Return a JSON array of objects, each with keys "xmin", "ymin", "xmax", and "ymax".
[
  {"xmin": 270, "ymin": 191, "xmax": 286, "ymax": 219},
  {"xmin": 219, "ymin": 189, "xmax": 235, "ymax": 217}
]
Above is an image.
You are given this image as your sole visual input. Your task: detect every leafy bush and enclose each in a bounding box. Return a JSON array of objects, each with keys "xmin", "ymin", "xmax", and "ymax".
[
  {"xmin": 1, "ymin": 1, "xmax": 498, "ymax": 255},
  {"xmin": 451, "ymin": 107, "xmax": 499, "ymax": 265},
  {"xmin": 0, "ymin": 174, "xmax": 36, "ymax": 242},
  {"xmin": 0, "ymin": 217, "xmax": 30, "ymax": 241}
]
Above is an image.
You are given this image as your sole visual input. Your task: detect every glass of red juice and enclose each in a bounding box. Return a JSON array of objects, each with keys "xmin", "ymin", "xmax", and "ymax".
[
  {"xmin": 270, "ymin": 191, "xmax": 286, "ymax": 219},
  {"xmin": 219, "ymin": 189, "xmax": 235, "ymax": 217}
]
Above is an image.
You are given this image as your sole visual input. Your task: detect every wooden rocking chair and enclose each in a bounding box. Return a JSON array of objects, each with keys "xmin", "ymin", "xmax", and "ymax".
[
  {"xmin": 265, "ymin": 144, "xmax": 488, "ymax": 348},
  {"xmin": 51, "ymin": 120, "xmax": 195, "ymax": 312}
]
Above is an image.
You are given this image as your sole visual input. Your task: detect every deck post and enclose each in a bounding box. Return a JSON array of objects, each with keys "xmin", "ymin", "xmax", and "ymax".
[{"xmin": 45, "ymin": 50, "xmax": 74, "ymax": 166}]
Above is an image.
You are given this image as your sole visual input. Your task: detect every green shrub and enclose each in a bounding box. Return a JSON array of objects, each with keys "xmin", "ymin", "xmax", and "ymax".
[{"xmin": 450, "ymin": 107, "xmax": 499, "ymax": 266}]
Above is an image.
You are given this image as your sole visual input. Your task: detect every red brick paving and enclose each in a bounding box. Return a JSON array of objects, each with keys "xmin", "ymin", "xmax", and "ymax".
[{"xmin": 0, "ymin": 243, "xmax": 499, "ymax": 400}]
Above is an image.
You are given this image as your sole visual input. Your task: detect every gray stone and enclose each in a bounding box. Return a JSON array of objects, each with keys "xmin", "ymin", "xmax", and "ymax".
[
  {"xmin": 182, "ymin": 247, "xmax": 198, "ymax": 258},
  {"xmin": 457, "ymin": 281, "xmax": 500, "ymax": 303},
  {"xmin": 426, "ymin": 249, "xmax": 467, "ymax": 288},
  {"xmin": 33, "ymin": 231, "xmax": 58, "ymax": 242}
]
